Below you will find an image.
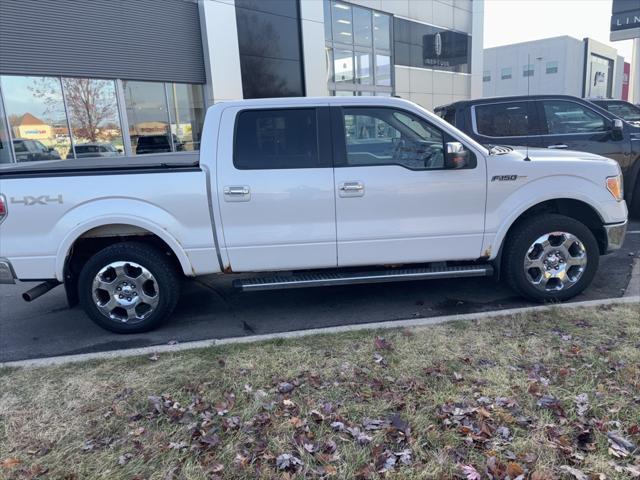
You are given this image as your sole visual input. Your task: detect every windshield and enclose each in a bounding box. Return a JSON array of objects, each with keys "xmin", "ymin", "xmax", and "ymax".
[{"xmin": 597, "ymin": 101, "xmax": 640, "ymax": 122}]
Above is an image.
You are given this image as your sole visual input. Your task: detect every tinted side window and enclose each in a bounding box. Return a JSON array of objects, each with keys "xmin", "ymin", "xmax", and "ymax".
[
  {"xmin": 342, "ymin": 107, "xmax": 456, "ymax": 170},
  {"xmin": 475, "ymin": 102, "xmax": 533, "ymax": 137},
  {"xmin": 234, "ymin": 109, "xmax": 319, "ymax": 169},
  {"xmin": 541, "ymin": 101, "xmax": 606, "ymax": 134}
]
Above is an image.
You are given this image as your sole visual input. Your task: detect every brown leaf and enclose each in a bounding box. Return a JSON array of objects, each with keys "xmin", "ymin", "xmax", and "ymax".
[
  {"xmin": 374, "ymin": 336, "xmax": 393, "ymax": 350},
  {"xmin": 1, "ymin": 458, "xmax": 21, "ymax": 468},
  {"xmin": 507, "ymin": 462, "xmax": 524, "ymax": 477}
]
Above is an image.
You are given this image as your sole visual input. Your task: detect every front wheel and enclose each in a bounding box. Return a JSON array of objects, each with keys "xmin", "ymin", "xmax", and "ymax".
[
  {"xmin": 78, "ymin": 242, "xmax": 180, "ymax": 333},
  {"xmin": 503, "ymin": 214, "xmax": 600, "ymax": 302}
]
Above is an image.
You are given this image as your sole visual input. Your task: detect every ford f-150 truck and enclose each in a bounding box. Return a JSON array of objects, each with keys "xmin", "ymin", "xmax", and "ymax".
[{"xmin": 0, "ymin": 97, "xmax": 628, "ymax": 333}]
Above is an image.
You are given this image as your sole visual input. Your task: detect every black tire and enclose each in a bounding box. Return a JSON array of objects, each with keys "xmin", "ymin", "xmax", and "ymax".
[
  {"xmin": 503, "ymin": 214, "xmax": 599, "ymax": 302},
  {"xmin": 78, "ymin": 242, "xmax": 180, "ymax": 333}
]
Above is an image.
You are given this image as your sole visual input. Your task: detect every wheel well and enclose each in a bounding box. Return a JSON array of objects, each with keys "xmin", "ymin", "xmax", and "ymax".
[
  {"xmin": 63, "ymin": 225, "xmax": 183, "ymax": 306},
  {"xmin": 505, "ymin": 199, "xmax": 606, "ymax": 254}
]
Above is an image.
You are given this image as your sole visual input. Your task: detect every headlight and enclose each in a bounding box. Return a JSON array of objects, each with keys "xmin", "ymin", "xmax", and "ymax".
[{"xmin": 606, "ymin": 175, "xmax": 623, "ymax": 201}]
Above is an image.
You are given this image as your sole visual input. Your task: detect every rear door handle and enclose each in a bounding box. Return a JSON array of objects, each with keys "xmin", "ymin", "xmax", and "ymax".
[
  {"xmin": 339, "ymin": 181, "xmax": 365, "ymax": 197},
  {"xmin": 223, "ymin": 185, "xmax": 250, "ymax": 202},
  {"xmin": 547, "ymin": 144, "xmax": 568, "ymax": 149}
]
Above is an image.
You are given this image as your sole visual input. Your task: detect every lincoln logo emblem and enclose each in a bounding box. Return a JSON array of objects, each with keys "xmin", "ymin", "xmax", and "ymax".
[{"xmin": 434, "ymin": 32, "xmax": 442, "ymax": 57}]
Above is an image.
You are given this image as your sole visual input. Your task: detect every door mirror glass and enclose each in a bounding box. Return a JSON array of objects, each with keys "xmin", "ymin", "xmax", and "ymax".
[
  {"xmin": 612, "ymin": 118, "xmax": 624, "ymax": 134},
  {"xmin": 445, "ymin": 141, "xmax": 470, "ymax": 169}
]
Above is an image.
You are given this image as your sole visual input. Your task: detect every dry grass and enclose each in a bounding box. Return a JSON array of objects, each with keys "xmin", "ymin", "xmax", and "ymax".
[{"xmin": 1, "ymin": 304, "xmax": 639, "ymax": 479}]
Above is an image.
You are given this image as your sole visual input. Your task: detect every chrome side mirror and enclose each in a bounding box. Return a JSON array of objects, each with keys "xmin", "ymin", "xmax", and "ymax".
[
  {"xmin": 446, "ymin": 141, "xmax": 465, "ymax": 154},
  {"xmin": 445, "ymin": 141, "xmax": 469, "ymax": 169},
  {"xmin": 613, "ymin": 118, "xmax": 624, "ymax": 131}
]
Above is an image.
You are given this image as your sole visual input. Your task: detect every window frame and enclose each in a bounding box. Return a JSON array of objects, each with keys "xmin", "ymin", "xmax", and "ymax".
[
  {"xmin": 332, "ymin": 106, "xmax": 476, "ymax": 171},
  {"xmin": 536, "ymin": 99, "xmax": 610, "ymax": 136},
  {"xmin": 545, "ymin": 61, "xmax": 558, "ymax": 74},
  {"xmin": 471, "ymin": 100, "xmax": 541, "ymax": 139},
  {"xmin": 501, "ymin": 67, "xmax": 512, "ymax": 80},
  {"xmin": 232, "ymin": 107, "xmax": 332, "ymax": 171}
]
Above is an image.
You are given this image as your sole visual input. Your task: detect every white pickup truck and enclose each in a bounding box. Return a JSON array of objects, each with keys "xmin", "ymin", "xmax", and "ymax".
[{"xmin": 0, "ymin": 97, "xmax": 628, "ymax": 333}]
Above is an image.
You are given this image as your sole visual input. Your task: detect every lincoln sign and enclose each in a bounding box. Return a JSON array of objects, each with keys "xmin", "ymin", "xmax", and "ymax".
[{"xmin": 610, "ymin": 0, "xmax": 640, "ymax": 41}]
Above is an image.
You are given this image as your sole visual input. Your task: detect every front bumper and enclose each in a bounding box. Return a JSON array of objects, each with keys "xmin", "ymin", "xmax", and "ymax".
[
  {"xmin": 604, "ymin": 220, "xmax": 628, "ymax": 253},
  {"xmin": 0, "ymin": 258, "xmax": 16, "ymax": 284}
]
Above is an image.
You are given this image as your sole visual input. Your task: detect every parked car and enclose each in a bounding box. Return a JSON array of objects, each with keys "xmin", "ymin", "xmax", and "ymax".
[
  {"xmin": 73, "ymin": 143, "xmax": 122, "ymax": 158},
  {"xmin": 135, "ymin": 134, "xmax": 184, "ymax": 155},
  {"xmin": 12, "ymin": 139, "xmax": 61, "ymax": 162},
  {"xmin": 586, "ymin": 99, "xmax": 640, "ymax": 127},
  {"xmin": 434, "ymin": 95, "xmax": 640, "ymax": 216},
  {"xmin": 0, "ymin": 97, "xmax": 628, "ymax": 333}
]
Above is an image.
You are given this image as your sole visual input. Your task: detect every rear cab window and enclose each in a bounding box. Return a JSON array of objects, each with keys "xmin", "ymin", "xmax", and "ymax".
[
  {"xmin": 234, "ymin": 108, "xmax": 326, "ymax": 169},
  {"xmin": 474, "ymin": 101, "xmax": 536, "ymax": 138}
]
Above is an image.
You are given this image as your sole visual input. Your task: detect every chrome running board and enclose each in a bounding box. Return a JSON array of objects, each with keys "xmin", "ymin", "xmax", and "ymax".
[{"xmin": 234, "ymin": 264, "xmax": 493, "ymax": 292}]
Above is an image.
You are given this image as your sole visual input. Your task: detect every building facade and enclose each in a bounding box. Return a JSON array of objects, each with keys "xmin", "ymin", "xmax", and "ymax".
[
  {"xmin": 482, "ymin": 36, "xmax": 625, "ymax": 100},
  {"xmin": 0, "ymin": 0, "xmax": 483, "ymax": 164}
]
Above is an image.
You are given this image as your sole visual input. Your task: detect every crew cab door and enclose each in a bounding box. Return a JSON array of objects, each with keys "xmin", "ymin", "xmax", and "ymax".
[
  {"xmin": 332, "ymin": 106, "xmax": 486, "ymax": 267},
  {"xmin": 216, "ymin": 105, "xmax": 336, "ymax": 271},
  {"xmin": 535, "ymin": 99, "xmax": 632, "ymax": 169}
]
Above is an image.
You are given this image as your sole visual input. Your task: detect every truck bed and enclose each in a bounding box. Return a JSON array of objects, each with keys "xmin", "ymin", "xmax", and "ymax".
[{"xmin": 0, "ymin": 152, "xmax": 199, "ymax": 178}]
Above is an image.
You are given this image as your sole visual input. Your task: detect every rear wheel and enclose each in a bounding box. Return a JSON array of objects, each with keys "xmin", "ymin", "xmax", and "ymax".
[
  {"xmin": 503, "ymin": 214, "xmax": 599, "ymax": 302},
  {"xmin": 78, "ymin": 242, "xmax": 180, "ymax": 333}
]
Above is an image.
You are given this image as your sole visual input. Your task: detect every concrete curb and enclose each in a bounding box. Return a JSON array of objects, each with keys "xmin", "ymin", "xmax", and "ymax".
[
  {"xmin": 624, "ymin": 258, "xmax": 640, "ymax": 298},
  {"xmin": 2, "ymin": 295, "xmax": 638, "ymax": 369}
]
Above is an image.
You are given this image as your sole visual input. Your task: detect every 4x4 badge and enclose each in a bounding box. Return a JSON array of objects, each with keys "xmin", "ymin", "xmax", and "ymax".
[{"xmin": 10, "ymin": 195, "xmax": 63, "ymax": 205}]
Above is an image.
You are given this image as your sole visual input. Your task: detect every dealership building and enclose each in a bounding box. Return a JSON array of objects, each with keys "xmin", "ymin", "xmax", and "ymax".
[
  {"xmin": 0, "ymin": 0, "xmax": 484, "ymax": 164},
  {"xmin": 482, "ymin": 36, "xmax": 627, "ymax": 100}
]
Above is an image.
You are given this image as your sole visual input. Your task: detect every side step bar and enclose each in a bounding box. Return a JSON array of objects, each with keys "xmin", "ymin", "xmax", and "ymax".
[{"xmin": 234, "ymin": 264, "xmax": 493, "ymax": 292}]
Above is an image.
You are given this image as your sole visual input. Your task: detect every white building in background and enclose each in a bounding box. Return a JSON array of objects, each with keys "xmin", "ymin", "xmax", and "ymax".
[{"xmin": 482, "ymin": 36, "xmax": 625, "ymax": 100}]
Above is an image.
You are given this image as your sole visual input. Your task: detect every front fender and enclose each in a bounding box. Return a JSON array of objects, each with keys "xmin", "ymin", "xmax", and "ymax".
[
  {"xmin": 55, "ymin": 198, "xmax": 194, "ymax": 280},
  {"xmin": 485, "ymin": 175, "xmax": 625, "ymax": 260}
]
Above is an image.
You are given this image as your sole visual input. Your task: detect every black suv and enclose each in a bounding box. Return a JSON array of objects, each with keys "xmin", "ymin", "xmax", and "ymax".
[
  {"xmin": 435, "ymin": 95, "xmax": 640, "ymax": 216},
  {"xmin": 135, "ymin": 134, "xmax": 184, "ymax": 155}
]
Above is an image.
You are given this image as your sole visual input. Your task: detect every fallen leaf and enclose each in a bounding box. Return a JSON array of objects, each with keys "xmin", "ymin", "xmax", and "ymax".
[
  {"xmin": 574, "ymin": 393, "xmax": 590, "ymax": 416},
  {"xmin": 1, "ymin": 458, "xmax": 21, "ymax": 468},
  {"xmin": 275, "ymin": 453, "xmax": 303, "ymax": 471},
  {"xmin": 374, "ymin": 336, "xmax": 393, "ymax": 350},
  {"xmin": 559, "ymin": 465, "xmax": 588, "ymax": 480},
  {"xmin": 459, "ymin": 464, "xmax": 481, "ymax": 480},
  {"xmin": 607, "ymin": 431, "xmax": 636, "ymax": 458}
]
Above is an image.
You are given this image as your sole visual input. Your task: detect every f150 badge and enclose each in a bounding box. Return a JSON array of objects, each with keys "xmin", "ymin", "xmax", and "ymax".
[
  {"xmin": 11, "ymin": 195, "xmax": 63, "ymax": 205},
  {"xmin": 491, "ymin": 175, "xmax": 523, "ymax": 182}
]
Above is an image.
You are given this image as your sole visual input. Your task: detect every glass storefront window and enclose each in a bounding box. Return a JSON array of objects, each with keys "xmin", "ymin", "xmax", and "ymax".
[
  {"xmin": 355, "ymin": 52, "xmax": 372, "ymax": 85},
  {"xmin": 1, "ymin": 75, "xmax": 71, "ymax": 161},
  {"xmin": 373, "ymin": 12, "xmax": 391, "ymax": 51},
  {"xmin": 353, "ymin": 7, "xmax": 372, "ymax": 47},
  {"xmin": 62, "ymin": 78, "xmax": 123, "ymax": 158},
  {"xmin": 123, "ymin": 81, "xmax": 172, "ymax": 155},
  {"xmin": 332, "ymin": 2, "xmax": 353, "ymax": 44},
  {"xmin": 0, "ymin": 97, "xmax": 11, "ymax": 164},
  {"xmin": 375, "ymin": 54, "xmax": 391, "ymax": 86},
  {"xmin": 167, "ymin": 83, "xmax": 205, "ymax": 151},
  {"xmin": 325, "ymin": 1, "xmax": 392, "ymax": 97},
  {"xmin": 334, "ymin": 50, "xmax": 354, "ymax": 83}
]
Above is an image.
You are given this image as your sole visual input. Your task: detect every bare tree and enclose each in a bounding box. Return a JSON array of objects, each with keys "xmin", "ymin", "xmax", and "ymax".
[
  {"xmin": 62, "ymin": 78, "xmax": 118, "ymax": 142},
  {"xmin": 30, "ymin": 78, "xmax": 118, "ymax": 142}
]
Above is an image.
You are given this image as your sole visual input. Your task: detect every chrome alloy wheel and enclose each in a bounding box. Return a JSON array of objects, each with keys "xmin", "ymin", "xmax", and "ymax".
[
  {"xmin": 92, "ymin": 261, "xmax": 159, "ymax": 323},
  {"xmin": 523, "ymin": 232, "xmax": 587, "ymax": 292}
]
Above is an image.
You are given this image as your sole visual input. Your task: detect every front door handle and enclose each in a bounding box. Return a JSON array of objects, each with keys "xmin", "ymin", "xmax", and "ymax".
[
  {"xmin": 547, "ymin": 144, "xmax": 568, "ymax": 149},
  {"xmin": 339, "ymin": 181, "xmax": 365, "ymax": 197},
  {"xmin": 223, "ymin": 185, "xmax": 250, "ymax": 202}
]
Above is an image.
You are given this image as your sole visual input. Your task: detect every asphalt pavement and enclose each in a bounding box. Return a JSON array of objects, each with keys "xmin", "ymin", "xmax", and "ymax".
[{"xmin": 1, "ymin": 220, "xmax": 639, "ymax": 363}]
